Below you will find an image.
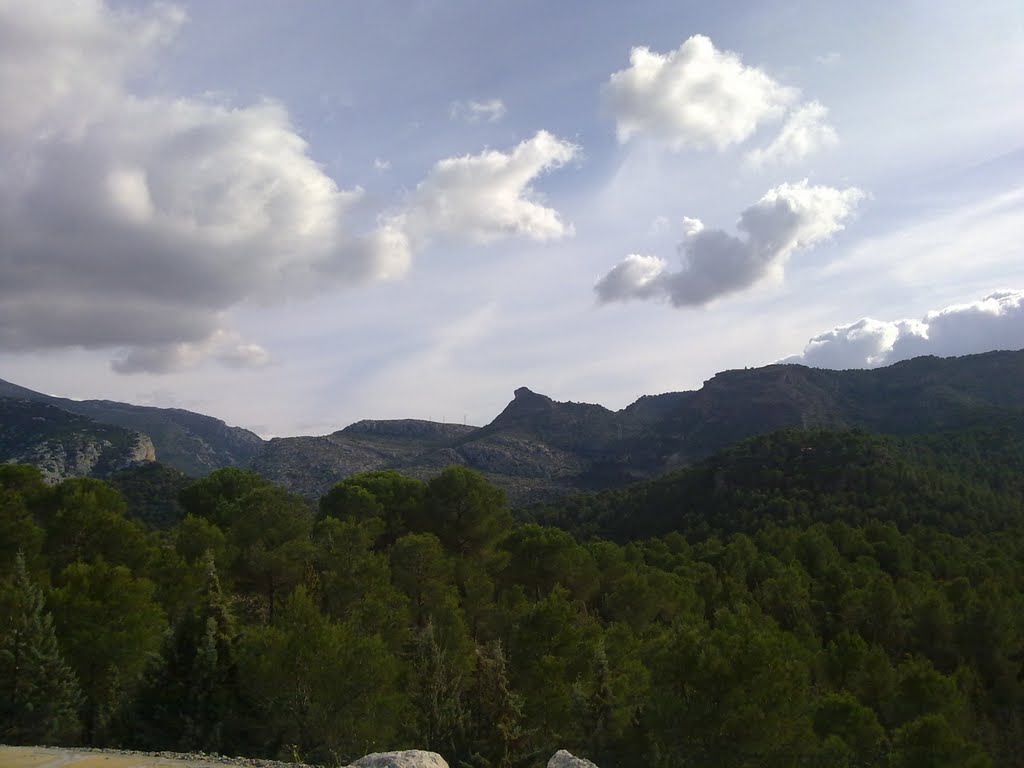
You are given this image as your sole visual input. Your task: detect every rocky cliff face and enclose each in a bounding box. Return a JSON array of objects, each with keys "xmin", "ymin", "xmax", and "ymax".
[
  {"xmin": 0, "ymin": 398, "xmax": 156, "ymax": 483},
  {"xmin": 0, "ymin": 378, "xmax": 265, "ymax": 477}
]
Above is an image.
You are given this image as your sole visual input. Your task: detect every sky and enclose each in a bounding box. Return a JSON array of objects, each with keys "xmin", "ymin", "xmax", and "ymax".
[{"xmin": 1, "ymin": 0, "xmax": 1022, "ymax": 437}]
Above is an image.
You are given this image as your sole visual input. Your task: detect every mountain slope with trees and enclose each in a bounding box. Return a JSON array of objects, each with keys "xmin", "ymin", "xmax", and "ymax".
[
  {"xmin": 4, "ymin": 350, "xmax": 1024, "ymax": 504},
  {"xmin": 1, "ymin": 414, "xmax": 1022, "ymax": 766}
]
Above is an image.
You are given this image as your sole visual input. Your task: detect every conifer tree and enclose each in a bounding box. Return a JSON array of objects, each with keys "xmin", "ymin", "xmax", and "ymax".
[
  {"xmin": 0, "ymin": 551, "xmax": 82, "ymax": 745},
  {"xmin": 464, "ymin": 640, "xmax": 524, "ymax": 768},
  {"xmin": 409, "ymin": 619, "xmax": 465, "ymax": 755},
  {"xmin": 131, "ymin": 551, "xmax": 240, "ymax": 752}
]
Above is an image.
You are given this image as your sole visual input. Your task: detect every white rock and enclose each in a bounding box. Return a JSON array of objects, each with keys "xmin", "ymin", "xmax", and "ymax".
[
  {"xmin": 548, "ymin": 749, "xmax": 600, "ymax": 768},
  {"xmin": 349, "ymin": 750, "xmax": 450, "ymax": 768}
]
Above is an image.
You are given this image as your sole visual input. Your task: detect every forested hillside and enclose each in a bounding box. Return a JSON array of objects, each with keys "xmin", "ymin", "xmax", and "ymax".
[{"xmin": 1, "ymin": 424, "xmax": 1022, "ymax": 767}]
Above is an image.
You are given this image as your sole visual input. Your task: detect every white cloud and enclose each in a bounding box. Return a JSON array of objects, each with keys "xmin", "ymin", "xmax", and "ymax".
[
  {"xmin": 788, "ymin": 291, "xmax": 1024, "ymax": 369},
  {"xmin": 374, "ymin": 157, "xmax": 391, "ymax": 171},
  {"xmin": 603, "ymin": 34, "xmax": 798, "ymax": 151},
  {"xmin": 594, "ymin": 254, "xmax": 668, "ymax": 303},
  {"xmin": 746, "ymin": 101, "xmax": 838, "ymax": 168},
  {"xmin": 450, "ymin": 98, "xmax": 507, "ymax": 123},
  {"xmin": 393, "ymin": 130, "xmax": 579, "ymax": 245},
  {"xmin": 596, "ymin": 180, "xmax": 864, "ymax": 306},
  {"xmin": 0, "ymin": 0, "xmax": 407, "ymax": 372}
]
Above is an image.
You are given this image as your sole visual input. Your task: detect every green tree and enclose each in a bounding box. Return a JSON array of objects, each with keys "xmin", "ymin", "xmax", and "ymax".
[
  {"xmin": 0, "ymin": 486, "xmax": 44, "ymax": 579},
  {"xmin": 178, "ymin": 468, "xmax": 272, "ymax": 528},
  {"xmin": 223, "ymin": 486, "xmax": 313, "ymax": 623},
  {"xmin": 813, "ymin": 692, "xmax": 886, "ymax": 767},
  {"xmin": 417, "ymin": 467, "xmax": 511, "ymax": 559},
  {"xmin": 131, "ymin": 553, "xmax": 241, "ymax": 753},
  {"xmin": 502, "ymin": 524, "xmax": 599, "ymax": 602},
  {"xmin": 40, "ymin": 478, "xmax": 151, "ymax": 574},
  {"xmin": 0, "ymin": 552, "xmax": 82, "ymax": 745},
  {"xmin": 320, "ymin": 470, "xmax": 425, "ymax": 546},
  {"xmin": 463, "ymin": 639, "xmax": 524, "ymax": 768},
  {"xmin": 238, "ymin": 587, "xmax": 404, "ymax": 764},
  {"xmin": 407, "ymin": 619, "xmax": 466, "ymax": 756},
  {"xmin": 390, "ymin": 533, "xmax": 456, "ymax": 627},
  {"xmin": 889, "ymin": 714, "xmax": 992, "ymax": 768},
  {"xmin": 50, "ymin": 558, "xmax": 166, "ymax": 743},
  {"xmin": 644, "ymin": 606, "xmax": 815, "ymax": 768},
  {"xmin": 311, "ymin": 517, "xmax": 409, "ymax": 647}
]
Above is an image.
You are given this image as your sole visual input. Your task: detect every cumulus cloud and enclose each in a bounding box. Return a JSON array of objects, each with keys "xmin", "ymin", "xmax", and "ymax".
[
  {"xmin": 449, "ymin": 98, "xmax": 507, "ymax": 123},
  {"xmin": 0, "ymin": 0, "xmax": 408, "ymax": 373},
  {"xmin": 603, "ymin": 34, "xmax": 798, "ymax": 150},
  {"xmin": 596, "ymin": 180, "xmax": 864, "ymax": 306},
  {"xmin": 746, "ymin": 101, "xmax": 838, "ymax": 168},
  {"xmin": 789, "ymin": 291, "xmax": 1024, "ymax": 369},
  {"xmin": 393, "ymin": 130, "xmax": 579, "ymax": 245}
]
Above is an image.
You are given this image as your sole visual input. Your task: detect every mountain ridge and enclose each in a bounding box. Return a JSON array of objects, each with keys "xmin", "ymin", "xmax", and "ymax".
[{"xmin": 4, "ymin": 349, "xmax": 1024, "ymax": 501}]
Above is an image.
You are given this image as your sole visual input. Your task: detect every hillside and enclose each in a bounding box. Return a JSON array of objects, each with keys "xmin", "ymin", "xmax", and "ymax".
[
  {"xmin": 4, "ymin": 350, "xmax": 1024, "ymax": 500},
  {"xmin": 529, "ymin": 421, "xmax": 1024, "ymax": 541},
  {"xmin": 0, "ymin": 379, "xmax": 264, "ymax": 477},
  {"xmin": 0, "ymin": 398, "xmax": 154, "ymax": 483},
  {"xmin": 247, "ymin": 350, "xmax": 1024, "ymax": 503}
]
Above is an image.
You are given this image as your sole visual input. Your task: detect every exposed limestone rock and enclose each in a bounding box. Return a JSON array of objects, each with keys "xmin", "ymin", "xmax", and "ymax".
[
  {"xmin": 547, "ymin": 750, "xmax": 599, "ymax": 768},
  {"xmin": 1, "ymin": 398, "xmax": 156, "ymax": 483},
  {"xmin": 349, "ymin": 750, "xmax": 449, "ymax": 768}
]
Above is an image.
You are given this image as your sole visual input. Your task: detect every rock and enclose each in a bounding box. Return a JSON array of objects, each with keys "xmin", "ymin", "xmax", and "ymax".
[
  {"xmin": 548, "ymin": 749, "xmax": 600, "ymax": 768},
  {"xmin": 349, "ymin": 750, "xmax": 450, "ymax": 768}
]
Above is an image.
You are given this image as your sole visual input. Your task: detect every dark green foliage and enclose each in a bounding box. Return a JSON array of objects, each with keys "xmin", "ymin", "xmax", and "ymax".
[
  {"xmin": 417, "ymin": 466, "xmax": 512, "ymax": 559},
  {"xmin": 49, "ymin": 558, "xmax": 166, "ymax": 743},
  {"xmin": 0, "ymin": 552, "xmax": 82, "ymax": 745},
  {"xmin": 532, "ymin": 426, "xmax": 1024, "ymax": 541},
  {"xmin": 1, "ymin": 439, "xmax": 1021, "ymax": 767},
  {"xmin": 39, "ymin": 478, "xmax": 152, "ymax": 575},
  {"xmin": 131, "ymin": 554, "xmax": 242, "ymax": 753},
  {"xmin": 463, "ymin": 640, "xmax": 524, "ymax": 768},
  {"xmin": 108, "ymin": 462, "xmax": 192, "ymax": 529},
  {"xmin": 238, "ymin": 587, "xmax": 404, "ymax": 764},
  {"xmin": 407, "ymin": 620, "xmax": 466, "ymax": 756}
]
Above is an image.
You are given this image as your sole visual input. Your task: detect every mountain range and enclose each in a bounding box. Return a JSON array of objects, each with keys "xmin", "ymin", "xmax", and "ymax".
[{"xmin": 3, "ymin": 349, "xmax": 1023, "ymax": 502}]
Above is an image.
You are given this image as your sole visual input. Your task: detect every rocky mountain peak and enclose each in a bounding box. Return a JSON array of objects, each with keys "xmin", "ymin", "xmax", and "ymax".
[
  {"xmin": 513, "ymin": 386, "xmax": 552, "ymax": 403},
  {"xmin": 488, "ymin": 387, "xmax": 556, "ymax": 429}
]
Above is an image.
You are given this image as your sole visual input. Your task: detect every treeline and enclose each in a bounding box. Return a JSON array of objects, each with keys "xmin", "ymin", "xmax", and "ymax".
[{"xmin": 1, "ymin": 427, "xmax": 1022, "ymax": 767}]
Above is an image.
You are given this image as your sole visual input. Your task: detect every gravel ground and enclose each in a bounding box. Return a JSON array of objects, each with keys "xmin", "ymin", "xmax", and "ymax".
[{"xmin": 0, "ymin": 745, "xmax": 322, "ymax": 768}]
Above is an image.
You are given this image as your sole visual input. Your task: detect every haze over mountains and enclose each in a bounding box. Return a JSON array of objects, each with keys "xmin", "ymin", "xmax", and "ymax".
[{"xmin": 3, "ymin": 349, "xmax": 1024, "ymax": 503}]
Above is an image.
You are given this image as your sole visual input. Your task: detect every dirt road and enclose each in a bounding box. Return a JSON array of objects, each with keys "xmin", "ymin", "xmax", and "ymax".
[{"xmin": 0, "ymin": 746, "xmax": 309, "ymax": 768}]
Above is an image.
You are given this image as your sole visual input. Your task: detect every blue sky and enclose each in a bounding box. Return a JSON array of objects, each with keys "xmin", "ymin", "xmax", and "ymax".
[{"xmin": 1, "ymin": 0, "xmax": 1022, "ymax": 436}]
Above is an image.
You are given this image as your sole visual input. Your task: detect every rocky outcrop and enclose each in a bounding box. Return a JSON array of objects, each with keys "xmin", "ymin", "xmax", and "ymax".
[
  {"xmin": 548, "ymin": 750, "xmax": 599, "ymax": 768},
  {"xmin": 0, "ymin": 377, "xmax": 265, "ymax": 477},
  {"xmin": 349, "ymin": 751, "xmax": 449, "ymax": 768},
  {"xmin": 0, "ymin": 398, "xmax": 156, "ymax": 483}
]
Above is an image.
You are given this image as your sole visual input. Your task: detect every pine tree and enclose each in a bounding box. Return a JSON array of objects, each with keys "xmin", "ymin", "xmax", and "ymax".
[
  {"xmin": 464, "ymin": 640, "xmax": 524, "ymax": 768},
  {"xmin": 0, "ymin": 551, "xmax": 82, "ymax": 744},
  {"xmin": 131, "ymin": 551, "xmax": 240, "ymax": 752},
  {"xmin": 409, "ymin": 620, "xmax": 465, "ymax": 755}
]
